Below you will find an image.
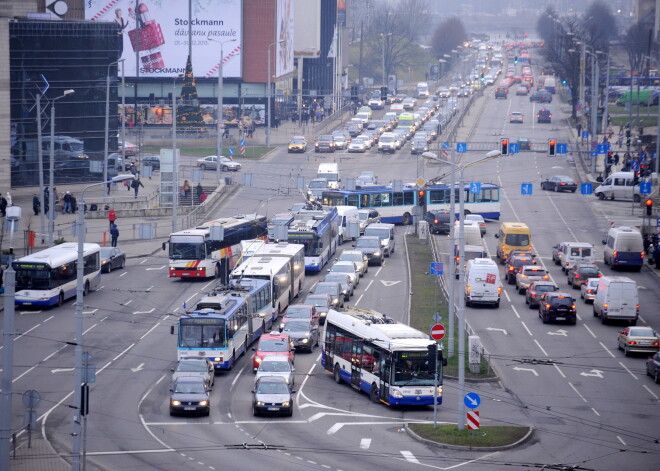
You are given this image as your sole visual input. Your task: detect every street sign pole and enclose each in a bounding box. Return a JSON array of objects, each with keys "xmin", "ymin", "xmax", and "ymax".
[{"xmin": 433, "ymin": 343, "xmax": 438, "ymax": 429}]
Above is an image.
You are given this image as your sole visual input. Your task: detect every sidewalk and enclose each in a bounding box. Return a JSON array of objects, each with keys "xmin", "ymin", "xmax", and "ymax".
[{"xmin": 8, "ymin": 433, "xmax": 70, "ymax": 471}]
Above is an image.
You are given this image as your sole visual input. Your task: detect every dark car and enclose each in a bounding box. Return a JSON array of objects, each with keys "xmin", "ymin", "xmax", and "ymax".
[
  {"xmin": 100, "ymin": 247, "xmax": 126, "ymax": 273},
  {"xmin": 54, "ymin": 160, "xmax": 91, "ymax": 176},
  {"xmin": 280, "ymin": 319, "xmax": 319, "ymax": 352},
  {"xmin": 252, "ymin": 376, "xmax": 294, "ymax": 416},
  {"xmin": 410, "ymin": 138, "xmax": 429, "ymax": 155},
  {"xmin": 538, "ymin": 292, "xmax": 577, "ymax": 324},
  {"xmin": 518, "ymin": 138, "xmax": 531, "ymax": 151},
  {"xmin": 315, "ymin": 135, "xmax": 335, "ymax": 153},
  {"xmin": 494, "ymin": 87, "xmax": 508, "ymax": 99},
  {"xmin": 537, "ymin": 109, "xmax": 552, "ymax": 123},
  {"xmin": 354, "ymin": 236, "xmax": 384, "ymax": 266},
  {"xmin": 566, "ymin": 263, "xmax": 601, "ymax": 289},
  {"xmin": 541, "ymin": 175, "xmax": 577, "ymax": 192},
  {"xmin": 646, "ymin": 352, "xmax": 660, "ymax": 383},
  {"xmin": 423, "ymin": 210, "xmax": 451, "ymax": 234},
  {"xmin": 552, "ymin": 242, "xmax": 569, "ymax": 265},
  {"xmin": 169, "ymin": 376, "xmax": 211, "ymax": 416},
  {"xmin": 530, "ymin": 90, "xmax": 553, "ymax": 103},
  {"xmin": 141, "ymin": 155, "xmax": 161, "ymax": 170},
  {"xmin": 312, "ymin": 282, "xmax": 344, "ymax": 308},
  {"xmin": 525, "ymin": 281, "xmax": 559, "ymax": 309},
  {"xmin": 304, "ymin": 293, "xmax": 332, "ymax": 325},
  {"xmin": 506, "ymin": 254, "xmax": 535, "ymax": 284}
]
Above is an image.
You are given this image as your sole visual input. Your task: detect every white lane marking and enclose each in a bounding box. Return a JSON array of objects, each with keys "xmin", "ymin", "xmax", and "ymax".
[
  {"xmin": 119, "ymin": 272, "xmax": 128, "ymax": 277},
  {"xmin": 568, "ymin": 382, "xmax": 587, "ymax": 403},
  {"xmin": 139, "ymin": 259, "xmax": 147, "ymax": 265},
  {"xmin": 553, "ymin": 364, "xmax": 566, "ymax": 379},
  {"xmin": 14, "ymin": 365, "xmax": 40, "ymax": 382},
  {"xmin": 520, "ymin": 321, "xmax": 532, "ymax": 336},
  {"xmin": 486, "ymin": 327, "xmax": 508, "ymax": 335},
  {"xmin": 444, "ymin": 452, "xmax": 500, "ymax": 470},
  {"xmin": 83, "ymin": 323, "xmax": 98, "ymax": 335},
  {"xmin": 14, "ymin": 324, "xmax": 41, "ymax": 342},
  {"xmin": 231, "ymin": 365, "xmax": 246, "ymax": 389},
  {"xmin": 145, "ymin": 266, "xmax": 166, "ymax": 270},
  {"xmin": 185, "ymin": 292, "xmax": 198, "ymax": 303},
  {"xmin": 138, "ymin": 374, "xmax": 175, "ymax": 451},
  {"xmin": 512, "ymin": 367, "xmax": 538, "ymax": 376},
  {"xmin": 599, "ymin": 341, "xmax": 615, "ymax": 358},
  {"xmin": 400, "ymin": 451, "xmax": 420, "ymax": 464},
  {"xmin": 503, "ymin": 290, "xmax": 511, "ymax": 302},
  {"xmin": 643, "ymin": 385, "xmax": 659, "ymax": 400},
  {"xmin": 616, "ymin": 436, "xmax": 627, "ymax": 446},
  {"xmin": 375, "ymin": 266, "xmax": 383, "ymax": 276},
  {"xmin": 534, "ymin": 339, "xmax": 549, "ymax": 357},
  {"xmin": 44, "ymin": 315, "xmax": 54, "ymax": 322},
  {"xmin": 133, "ymin": 308, "xmax": 155, "ymax": 315},
  {"xmin": 82, "ymin": 308, "xmax": 98, "ymax": 315},
  {"xmin": 42, "ymin": 345, "xmax": 68, "ymax": 362},
  {"xmin": 202, "ymin": 280, "xmax": 215, "ymax": 291},
  {"xmin": 618, "ymin": 361, "xmax": 638, "ymax": 380},
  {"xmin": 544, "ymin": 194, "xmax": 578, "ymax": 240},
  {"xmin": 380, "ymin": 280, "xmax": 401, "ymax": 287},
  {"xmin": 140, "ymin": 323, "xmax": 160, "ymax": 340},
  {"xmin": 364, "ymin": 279, "xmax": 374, "ymax": 292},
  {"xmin": 354, "ymin": 294, "xmax": 364, "ymax": 306},
  {"xmin": 112, "ymin": 343, "xmax": 135, "ymax": 361},
  {"xmin": 591, "ymin": 408, "xmax": 600, "ymax": 417},
  {"xmin": 146, "ymin": 285, "xmax": 154, "ymax": 292},
  {"xmin": 85, "ymin": 449, "xmax": 174, "ymax": 456},
  {"xmin": 511, "ymin": 305, "xmax": 520, "ymax": 319},
  {"xmin": 580, "ymin": 369, "xmax": 604, "ymax": 378},
  {"xmin": 583, "ymin": 324, "xmax": 597, "ymax": 338},
  {"xmin": 360, "ymin": 438, "xmax": 371, "ymax": 449},
  {"xmin": 327, "ymin": 423, "xmax": 343, "ymax": 435},
  {"xmin": 123, "ymin": 299, "xmax": 133, "ymax": 306},
  {"xmin": 131, "ymin": 363, "xmax": 145, "ymax": 373}
]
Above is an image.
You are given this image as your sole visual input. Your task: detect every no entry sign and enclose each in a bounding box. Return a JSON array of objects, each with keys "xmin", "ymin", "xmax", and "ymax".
[{"xmin": 430, "ymin": 324, "xmax": 445, "ymax": 340}]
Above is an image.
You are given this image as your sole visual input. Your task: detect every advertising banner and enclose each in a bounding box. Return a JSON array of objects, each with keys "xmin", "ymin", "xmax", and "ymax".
[
  {"xmin": 86, "ymin": 0, "xmax": 242, "ymax": 78},
  {"xmin": 276, "ymin": 0, "xmax": 294, "ymax": 78}
]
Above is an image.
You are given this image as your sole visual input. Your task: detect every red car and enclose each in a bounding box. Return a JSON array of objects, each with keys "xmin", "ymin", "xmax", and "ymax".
[{"xmin": 251, "ymin": 332, "xmax": 294, "ymax": 372}]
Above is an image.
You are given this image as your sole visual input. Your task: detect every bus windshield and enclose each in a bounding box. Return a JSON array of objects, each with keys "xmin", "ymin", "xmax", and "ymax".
[
  {"xmin": 14, "ymin": 266, "xmax": 51, "ymax": 291},
  {"xmin": 179, "ymin": 322, "xmax": 226, "ymax": 348},
  {"xmin": 170, "ymin": 242, "xmax": 205, "ymax": 260},
  {"xmin": 392, "ymin": 351, "xmax": 435, "ymax": 386}
]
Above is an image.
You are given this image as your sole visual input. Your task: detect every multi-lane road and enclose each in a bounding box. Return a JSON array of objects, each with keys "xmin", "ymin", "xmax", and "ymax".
[{"xmin": 7, "ymin": 76, "xmax": 660, "ymax": 471}]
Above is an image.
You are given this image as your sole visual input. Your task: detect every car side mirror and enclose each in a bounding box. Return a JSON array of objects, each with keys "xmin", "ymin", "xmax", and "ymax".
[
  {"xmin": 291, "ymin": 368, "xmax": 296, "ymax": 372},
  {"xmin": 601, "ymin": 240, "xmax": 606, "ymax": 245},
  {"xmin": 170, "ymin": 325, "xmax": 174, "ymax": 335},
  {"xmin": 207, "ymin": 388, "xmax": 212, "ymax": 392},
  {"xmin": 279, "ymin": 325, "xmax": 284, "ymax": 333},
  {"xmin": 251, "ymin": 390, "xmax": 255, "ymax": 394},
  {"xmin": 162, "ymin": 242, "xmax": 167, "ymax": 251},
  {"xmin": 169, "ymin": 388, "xmax": 173, "ymax": 393},
  {"xmin": 352, "ymin": 244, "xmax": 356, "ymax": 247},
  {"xmin": 291, "ymin": 390, "xmax": 297, "ymax": 394},
  {"xmin": 170, "ymin": 368, "xmax": 175, "ymax": 372},
  {"xmin": 494, "ymin": 234, "xmax": 499, "ymax": 239}
]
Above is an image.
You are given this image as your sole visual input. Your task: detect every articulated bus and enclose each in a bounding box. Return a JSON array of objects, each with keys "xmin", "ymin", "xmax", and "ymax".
[
  {"xmin": 287, "ymin": 207, "xmax": 339, "ymax": 272},
  {"xmin": 321, "ymin": 183, "xmax": 500, "ymax": 224},
  {"xmin": 322, "ymin": 309, "xmax": 444, "ymax": 406},
  {"xmin": 231, "ymin": 255, "xmax": 293, "ymax": 315},
  {"xmin": 12, "ymin": 243, "xmax": 101, "ymax": 307},
  {"xmin": 174, "ymin": 278, "xmax": 273, "ymax": 371},
  {"xmin": 165, "ymin": 214, "xmax": 268, "ymax": 280},
  {"xmin": 255, "ymin": 242, "xmax": 306, "ymax": 299}
]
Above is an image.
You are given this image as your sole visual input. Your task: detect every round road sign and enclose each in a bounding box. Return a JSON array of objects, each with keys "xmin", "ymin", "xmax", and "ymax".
[{"xmin": 430, "ymin": 324, "xmax": 445, "ymax": 340}]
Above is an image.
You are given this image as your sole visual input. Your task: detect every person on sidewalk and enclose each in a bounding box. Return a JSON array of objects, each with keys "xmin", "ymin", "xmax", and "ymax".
[
  {"xmin": 62, "ymin": 191, "xmax": 72, "ymax": 214},
  {"xmin": 0, "ymin": 193, "xmax": 7, "ymax": 217},
  {"xmin": 110, "ymin": 223, "xmax": 119, "ymax": 247},
  {"xmin": 43, "ymin": 188, "xmax": 49, "ymax": 214},
  {"xmin": 131, "ymin": 177, "xmax": 145, "ymax": 198},
  {"xmin": 71, "ymin": 194, "xmax": 78, "ymax": 214},
  {"xmin": 183, "ymin": 180, "xmax": 191, "ymax": 198},
  {"xmin": 108, "ymin": 208, "xmax": 117, "ymax": 228},
  {"xmin": 5, "ymin": 191, "xmax": 12, "ymax": 207},
  {"xmin": 195, "ymin": 182, "xmax": 203, "ymax": 202},
  {"xmin": 32, "ymin": 193, "xmax": 41, "ymax": 215},
  {"xmin": 654, "ymin": 243, "xmax": 660, "ymax": 270}
]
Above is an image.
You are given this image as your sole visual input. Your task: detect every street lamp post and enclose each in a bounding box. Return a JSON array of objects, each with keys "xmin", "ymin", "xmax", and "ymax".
[
  {"xmin": 104, "ymin": 60, "xmax": 123, "ymax": 201},
  {"xmin": 266, "ymin": 40, "xmax": 285, "ymax": 148},
  {"xmin": 71, "ymin": 174, "xmax": 133, "ymax": 471},
  {"xmin": 172, "ymin": 76, "xmax": 178, "ymax": 233},
  {"xmin": 49, "ymin": 89, "xmax": 75, "ymax": 246},
  {"xmin": 598, "ymin": 51, "xmax": 610, "ymax": 141},
  {"xmin": 36, "ymin": 93, "xmax": 46, "ymax": 244},
  {"xmin": 209, "ymin": 37, "xmax": 237, "ymax": 184},
  {"xmin": 423, "ymin": 149, "xmax": 502, "ymax": 430}
]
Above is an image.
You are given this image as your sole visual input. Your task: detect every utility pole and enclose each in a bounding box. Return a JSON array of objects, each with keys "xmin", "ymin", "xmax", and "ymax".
[{"xmin": 0, "ymin": 266, "xmax": 16, "ymax": 471}]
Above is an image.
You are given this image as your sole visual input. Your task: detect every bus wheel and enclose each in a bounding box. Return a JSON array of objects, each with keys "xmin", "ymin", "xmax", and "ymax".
[
  {"xmin": 333, "ymin": 364, "xmax": 342, "ymax": 384},
  {"xmin": 83, "ymin": 281, "xmax": 90, "ymax": 296},
  {"xmin": 370, "ymin": 384, "xmax": 379, "ymax": 403},
  {"xmin": 402, "ymin": 213, "xmax": 411, "ymax": 225},
  {"xmin": 57, "ymin": 292, "xmax": 64, "ymax": 307}
]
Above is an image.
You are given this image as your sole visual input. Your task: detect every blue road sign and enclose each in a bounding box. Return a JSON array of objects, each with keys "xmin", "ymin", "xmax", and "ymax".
[
  {"xmin": 639, "ymin": 181, "xmax": 652, "ymax": 194},
  {"xmin": 469, "ymin": 182, "xmax": 482, "ymax": 194},
  {"xmin": 240, "ymin": 139, "xmax": 246, "ymax": 146},
  {"xmin": 597, "ymin": 144, "xmax": 607, "ymax": 154},
  {"xmin": 631, "ymin": 160, "xmax": 640, "ymax": 170},
  {"xmin": 581, "ymin": 183, "xmax": 593, "ymax": 195},
  {"xmin": 430, "ymin": 262, "xmax": 444, "ymax": 275},
  {"xmin": 581, "ymin": 131, "xmax": 589, "ymax": 139},
  {"xmin": 441, "ymin": 142, "xmax": 449, "ymax": 150},
  {"xmin": 509, "ymin": 143, "xmax": 520, "ymax": 154},
  {"xmin": 557, "ymin": 143, "xmax": 568, "ymax": 154},
  {"xmin": 464, "ymin": 392, "xmax": 481, "ymax": 409},
  {"xmin": 590, "ymin": 150, "xmax": 598, "ymax": 157},
  {"xmin": 656, "ymin": 217, "xmax": 660, "ymax": 228},
  {"xmin": 521, "ymin": 183, "xmax": 533, "ymax": 195},
  {"xmin": 228, "ymin": 148, "xmax": 234, "ymax": 156},
  {"xmin": 456, "ymin": 142, "xmax": 467, "ymax": 153}
]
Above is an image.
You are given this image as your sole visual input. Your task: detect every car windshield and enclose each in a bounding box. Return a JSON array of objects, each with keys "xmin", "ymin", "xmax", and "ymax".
[
  {"xmin": 315, "ymin": 284, "xmax": 337, "ymax": 295},
  {"xmin": 535, "ymin": 285, "xmax": 557, "ymax": 293},
  {"xmin": 578, "ymin": 267, "xmax": 599, "ymax": 276},
  {"xmin": 290, "ymin": 138, "xmax": 304, "ymax": 144},
  {"xmin": 340, "ymin": 253, "xmax": 362, "ymax": 262},
  {"xmin": 392, "ymin": 352, "xmax": 434, "ymax": 386},
  {"xmin": 176, "ymin": 361, "xmax": 209, "ymax": 373},
  {"xmin": 380, "ymin": 136, "xmax": 395, "ymax": 143},
  {"xmin": 259, "ymin": 340, "xmax": 289, "ymax": 352},
  {"xmin": 357, "ymin": 238, "xmax": 380, "ymax": 248},
  {"xmin": 505, "ymin": 234, "xmax": 530, "ymax": 246},
  {"xmin": 99, "ymin": 248, "xmax": 114, "ymax": 257},
  {"xmin": 309, "ymin": 181, "xmax": 327, "ymax": 188},
  {"xmin": 259, "ymin": 361, "xmax": 291, "ymax": 372},
  {"xmin": 282, "ymin": 321, "xmax": 309, "ymax": 332},
  {"xmin": 306, "ymin": 297, "xmax": 328, "ymax": 308},
  {"xmin": 256, "ymin": 381, "xmax": 290, "ymax": 394},
  {"xmin": 285, "ymin": 307, "xmax": 311, "ymax": 318},
  {"xmin": 629, "ymin": 327, "xmax": 654, "ymax": 337},
  {"xmin": 174, "ymin": 381, "xmax": 205, "ymax": 394},
  {"xmin": 326, "ymin": 275, "xmax": 347, "ymax": 284},
  {"xmin": 365, "ymin": 228, "xmax": 389, "ymax": 239},
  {"xmin": 331, "ymin": 265, "xmax": 353, "ymax": 274}
]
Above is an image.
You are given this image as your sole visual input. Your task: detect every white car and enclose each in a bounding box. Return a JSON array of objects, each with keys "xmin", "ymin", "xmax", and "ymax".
[
  {"xmin": 348, "ymin": 137, "xmax": 368, "ymax": 153},
  {"xmin": 337, "ymin": 250, "xmax": 368, "ymax": 276},
  {"xmin": 327, "ymin": 261, "xmax": 359, "ymax": 286},
  {"xmin": 197, "ymin": 155, "xmax": 242, "ymax": 171},
  {"xmin": 255, "ymin": 357, "xmax": 296, "ymax": 387}
]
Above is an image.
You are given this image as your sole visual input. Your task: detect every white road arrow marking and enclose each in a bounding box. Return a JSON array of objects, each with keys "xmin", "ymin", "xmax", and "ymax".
[
  {"xmin": 513, "ymin": 367, "xmax": 538, "ymax": 376},
  {"xmin": 83, "ymin": 309, "xmax": 98, "ymax": 315},
  {"xmin": 486, "ymin": 327, "xmax": 508, "ymax": 335},
  {"xmin": 133, "ymin": 308, "xmax": 155, "ymax": 315},
  {"xmin": 580, "ymin": 369, "xmax": 604, "ymax": 378},
  {"xmin": 380, "ymin": 280, "xmax": 401, "ymax": 287},
  {"xmin": 146, "ymin": 266, "xmax": 166, "ymax": 271},
  {"xmin": 51, "ymin": 368, "xmax": 74, "ymax": 374},
  {"xmin": 547, "ymin": 329, "xmax": 568, "ymax": 336},
  {"xmin": 131, "ymin": 363, "xmax": 145, "ymax": 373}
]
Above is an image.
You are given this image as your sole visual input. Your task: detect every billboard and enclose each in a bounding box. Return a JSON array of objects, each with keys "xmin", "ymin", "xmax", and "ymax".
[
  {"xmin": 293, "ymin": 0, "xmax": 320, "ymax": 58},
  {"xmin": 85, "ymin": 0, "xmax": 242, "ymax": 78},
  {"xmin": 276, "ymin": 0, "xmax": 294, "ymax": 78}
]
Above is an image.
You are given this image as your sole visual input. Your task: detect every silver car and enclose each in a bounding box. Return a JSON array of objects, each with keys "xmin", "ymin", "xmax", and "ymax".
[
  {"xmin": 255, "ymin": 356, "xmax": 296, "ymax": 386},
  {"xmin": 328, "ymin": 261, "xmax": 359, "ymax": 286},
  {"xmin": 580, "ymin": 278, "xmax": 599, "ymax": 304},
  {"xmin": 324, "ymin": 273, "xmax": 354, "ymax": 301},
  {"xmin": 337, "ymin": 250, "xmax": 368, "ymax": 276},
  {"xmin": 197, "ymin": 155, "xmax": 242, "ymax": 171},
  {"xmin": 171, "ymin": 358, "xmax": 215, "ymax": 388}
]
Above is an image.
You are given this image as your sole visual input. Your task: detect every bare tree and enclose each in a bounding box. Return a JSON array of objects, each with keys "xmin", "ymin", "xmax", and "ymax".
[
  {"xmin": 431, "ymin": 17, "xmax": 468, "ymax": 59},
  {"xmin": 581, "ymin": 0, "xmax": 618, "ymax": 53},
  {"xmin": 394, "ymin": 0, "xmax": 432, "ymax": 44}
]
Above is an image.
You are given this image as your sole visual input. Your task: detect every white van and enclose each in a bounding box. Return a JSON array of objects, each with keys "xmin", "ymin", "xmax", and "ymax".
[
  {"xmin": 465, "ymin": 258, "xmax": 501, "ymax": 307},
  {"xmin": 594, "ymin": 172, "xmax": 642, "ymax": 202},
  {"xmin": 454, "ymin": 220, "xmax": 482, "ymax": 246},
  {"xmin": 455, "ymin": 244, "xmax": 488, "ymax": 279},
  {"xmin": 559, "ymin": 242, "xmax": 595, "ymax": 272},
  {"xmin": 317, "ymin": 163, "xmax": 340, "ymax": 190},
  {"xmin": 364, "ymin": 223, "xmax": 395, "ymax": 257},
  {"xmin": 593, "ymin": 276, "xmax": 639, "ymax": 325},
  {"xmin": 334, "ymin": 205, "xmax": 359, "ymax": 244},
  {"xmin": 602, "ymin": 226, "xmax": 645, "ymax": 270}
]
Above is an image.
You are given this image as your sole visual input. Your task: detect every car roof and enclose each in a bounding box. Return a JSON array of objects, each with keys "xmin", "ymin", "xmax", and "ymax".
[
  {"xmin": 256, "ymin": 375, "xmax": 289, "ymax": 384},
  {"xmin": 174, "ymin": 376, "xmax": 207, "ymax": 384},
  {"xmin": 259, "ymin": 332, "xmax": 289, "ymax": 341}
]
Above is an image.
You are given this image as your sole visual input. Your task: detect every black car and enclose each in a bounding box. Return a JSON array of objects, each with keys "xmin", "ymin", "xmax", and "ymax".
[
  {"xmin": 646, "ymin": 352, "xmax": 660, "ymax": 383},
  {"xmin": 494, "ymin": 87, "xmax": 508, "ymax": 99},
  {"xmin": 354, "ymin": 236, "xmax": 384, "ymax": 266},
  {"xmin": 538, "ymin": 292, "xmax": 577, "ymax": 324},
  {"xmin": 169, "ymin": 376, "xmax": 211, "ymax": 416},
  {"xmin": 252, "ymin": 376, "xmax": 295, "ymax": 416},
  {"xmin": 505, "ymin": 254, "xmax": 535, "ymax": 284},
  {"xmin": 423, "ymin": 210, "xmax": 451, "ymax": 234},
  {"xmin": 100, "ymin": 247, "xmax": 126, "ymax": 273},
  {"xmin": 541, "ymin": 175, "xmax": 578, "ymax": 192},
  {"xmin": 518, "ymin": 138, "xmax": 531, "ymax": 151},
  {"xmin": 530, "ymin": 90, "xmax": 553, "ymax": 103},
  {"xmin": 537, "ymin": 109, "xmax": 552, "ymax": 123},
  {"xmin": 525, "ymin": 281, "xmax": 559, "ymax": 309},
  {"xmin": 280, "ymin": 319, "xmax": 319, "ymax": 352},
  {"xmin": 141, "ymin": 155, "xmax": 161, "ymax": 170}
]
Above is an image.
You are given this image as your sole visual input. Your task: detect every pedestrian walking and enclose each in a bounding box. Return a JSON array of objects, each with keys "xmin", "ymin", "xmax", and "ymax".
[
  {"xmin": 53, "ymin": 187, "xmax": 59, "ymax": 206},
  {"xmin": 654, "ymin": 244, "xmax": 660, "ymax": 270},
  {"xmin": 199, "ymin": 190, "xmax": 207, "ymax": 203},
  {"xmin": 32, "ymin": 194, "xmax": 41, "ymax": 215},
  {"xmin": 70, "ymin": 195, "xmax": 77, "ymax": 214},
  {"xmin": 131, "ymin": 177, "xmax": 145, "ymax": 198},
  {"xmin": 108, "ymin": 208, "xmax": 117, "ymax": 228},
  {"xmin": 62, "ymin": 191, "xmax": 72, "ymax": 214},
  {"xmin": 0, "ymin": 193, "xmax": 7, "ymax": 217},
  {"xmin": 195, "ymin": 182, "xmax": 203, "ymax": 202},
  {"xmin": 613, "ymin": 153, "xmax": 620, "ymax": 166},
  {"xmin": 43, "ymin": 189, "xmax": 49, "ymax": 214},
  {"xmin": 5, "ymin": 192, "xmax": 12, "ymax": 207},
  {"xmin": 183, "ymin": 180, "xmax": 191, "ymax": 198},
  {"xmin": 110, "ymin": 223, "xmax": 119, "ymax": 247}
]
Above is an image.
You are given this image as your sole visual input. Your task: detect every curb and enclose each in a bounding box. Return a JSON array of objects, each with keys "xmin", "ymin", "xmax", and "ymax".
[
  {"xmin": 404, "ymin": 423, "xmax": 535, "ymax": 451},
  {"xmin": 444, "ymin": 374, "xmax": 500, "ymax": 383}
]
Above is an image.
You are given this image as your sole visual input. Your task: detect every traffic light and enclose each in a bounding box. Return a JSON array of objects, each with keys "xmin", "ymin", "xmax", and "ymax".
[
  {"xmin": 500, "ymin": 138, "xmax": 509, "ymax": 156},
  {"xmin": 380, "ymin": 86, "xmax": 388, "ymax": 101},
  {"xmin": 548, "ymin": 139, "xmax": 556, "ymax": 156},
  {"xmin": 646, "ymin": 198, "xmax": 653, "ymax": 216},
  {"xmin": 418, "ymin": 189, "xmax": 426, "ymax": 207},
  {"xmin": 514, "ymin": 56, "xmax": 518, "ymax": 64},
  {"xmin": 350, "ymin": 85, "xmax": 358, "ymax": 100}
]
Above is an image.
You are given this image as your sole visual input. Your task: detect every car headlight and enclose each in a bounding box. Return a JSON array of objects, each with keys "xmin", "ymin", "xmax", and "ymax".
[
  {"xmin": 374, "ymin": 251, "xmax": 381, "ymax": 257},
  {"xmin": 380, "ymin": 240, "xmax": 387, "ymax": 247},
  {"xmin": 171, "ymin": 400, "xmax": 181, "ymax": 406},
  {"xmin": 256, "ymin": 401, "xmax": 264, "ymax": 406},
  {"xmin": 255, "ymin": 357, "xmax": 263, "ymax": 364},
  {"xmin": 341, "ymin": 289, "xmax": 348, "ymax": 295},
  {"xmin": 391, "ymin": 390, "xmax": 404, "ymax": 398},
  {"xmin": 302, "ymin": 338, "xmax": 309, "ymax": 343},
  {"xmin": 282, "ymin": 401, "xmax": 290, "ymax": 407},
  {"xmin": 199, "ymin": 401, "xmax": 208, "ymax": 406}
]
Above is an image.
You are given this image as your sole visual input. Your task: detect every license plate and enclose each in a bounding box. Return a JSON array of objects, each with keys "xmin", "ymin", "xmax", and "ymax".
[
  {"xmin": 640, "ymin": 341, "xmax": 650, "ymax": 345},
  {"xmin": 267, "ymin": 407, "xmax": 280, "ymax": 411},
  {"xmin": 184, "ymin": 407, "xmax": 196, "ymax": 411},
  {"xmin": 556, "ymin": 317, "xmax": 566, "ymax": 321},
  {"xmin": 182, "ymin": 273, "xmax": 189, "ymax": 276}
]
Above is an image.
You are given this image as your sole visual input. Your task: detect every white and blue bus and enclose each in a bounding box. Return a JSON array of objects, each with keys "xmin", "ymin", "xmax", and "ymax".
[
  {"xmin": 287, "ymin": 207, "xmax": 339, "ymax": 272},
  {"xmin": 174, "ymin": 278, "xmax": 274, "ymax": 371},
  {"xmin": 12, "ymin": 243, "xmax": 102, "ymax": 307},
  {"xmin": 321, "ymin": 183, "xmax": 501, "ymax": 224},
  {"xmin": 322, "ymin": 309, "xmax": 444, "ymax": 406},
  {"xmin": 231, "ymin": 255, "xmax": 292, "ymax": 315}
]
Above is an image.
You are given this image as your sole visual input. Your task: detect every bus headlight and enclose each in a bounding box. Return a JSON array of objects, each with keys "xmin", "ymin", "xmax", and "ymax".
[
  {"xmin": 214, "ymin": 357, "xmax": 221, "ymax": 362},
  {"xmin": 391, "ymin": 389, "xmax": 404, "ymax": 398},
  {"xmin": 437, "ymin": 386, "xmax": 443, "ymax": 395}
]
